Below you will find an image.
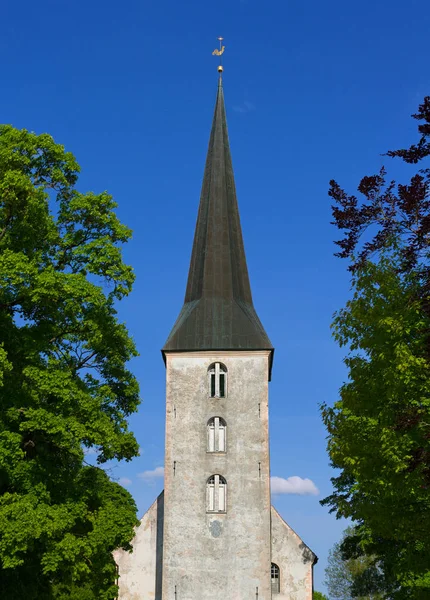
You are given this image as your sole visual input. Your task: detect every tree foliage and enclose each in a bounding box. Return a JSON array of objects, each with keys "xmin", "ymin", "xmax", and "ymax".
[
  {"xmin": 322, "ymin": 98, "xmax": 430, "ymax": 599},
  {"xmin": 330, "ymin": 97, "xmax": 430, "ymax": 277},
  {"xmin": 314, "ymin": 591, "xmax": 329, "ymax": 600},
  {"xmin": 0, "ymin": 125, "xmax": 140, "ymax": 599},
  {"xmin": 325, "ymin": 527, "xmax": 384, "ymax": 599}
]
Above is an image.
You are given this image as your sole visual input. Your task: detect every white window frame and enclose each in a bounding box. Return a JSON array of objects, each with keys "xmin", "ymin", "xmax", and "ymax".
[
  {"xmin": 207, "ymin": 417, "xmax": 226, "ymax": 453},
  {"xmin": 271, "ymin": 563, "xmax": 280, "ymax": 594},
  {"xmin": 208, "ymin": 362, "xmax": 227, "ymax": 398},
  {"xmin": 206, "ymin": 475, "xmax": 227, "ymax": 513}
]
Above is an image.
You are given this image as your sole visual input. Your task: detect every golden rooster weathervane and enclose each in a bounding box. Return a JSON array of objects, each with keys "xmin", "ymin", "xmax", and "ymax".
[{"xmin": 212, "ymin": 37, "xmax": 225, "ymax": 74}]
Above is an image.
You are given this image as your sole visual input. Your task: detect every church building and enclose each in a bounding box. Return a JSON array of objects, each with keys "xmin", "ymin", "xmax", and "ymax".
[{"xmin": 114, "ymin": 69, "xmax": 317, "ymax": 599}]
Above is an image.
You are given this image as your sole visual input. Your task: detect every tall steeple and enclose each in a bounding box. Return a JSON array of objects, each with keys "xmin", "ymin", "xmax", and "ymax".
[
  {"xmin": 115, "ymin": 65, "xmax": 317, "ymax": 600},
  {"xmin": 163, "ymin": 76, "xmax": 273, "ymax": 375}
]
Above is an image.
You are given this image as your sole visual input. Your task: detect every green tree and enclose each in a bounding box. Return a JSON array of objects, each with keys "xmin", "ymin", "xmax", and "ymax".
[
  {"xmin": 322, "ymin": 98, "xmax": 430, "ymax": 599},
  {"xmin": 314, "ymin": 591, "xmax": 329, "ymax": 600},
  {"xmin": 0, "ymin": 125, "xmax": 140, "ymax": 599},
  {"xmin": 325, "ymin": 527, "xmax": 384, "ymax": 599}
]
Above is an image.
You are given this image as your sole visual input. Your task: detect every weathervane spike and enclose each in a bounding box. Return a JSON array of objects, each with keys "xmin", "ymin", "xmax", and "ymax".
[{"xmin": 212, "ymin": 37, "xmax": 225, "ymax": 74}]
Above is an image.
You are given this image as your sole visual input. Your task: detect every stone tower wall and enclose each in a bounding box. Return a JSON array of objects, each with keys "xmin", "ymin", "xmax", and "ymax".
[{"xmin": 162, "ymin": 350, "xmax": 272, "ymax": 600}]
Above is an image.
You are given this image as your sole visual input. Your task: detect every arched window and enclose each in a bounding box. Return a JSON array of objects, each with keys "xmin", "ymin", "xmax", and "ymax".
[
  {"xmin": 271, "ymin": 563, "xmax": 280, "ymax": 594},
  {"xmin": 206, "ymin": 475, "xmax": 227, "ymax": 513},
  {"xmin": 208, "ymin": 363, "xmax": 227, "ymax": 398},
  {"xmin": 207, "ymin": 417, "xmax": 227, "ymax": 452}
]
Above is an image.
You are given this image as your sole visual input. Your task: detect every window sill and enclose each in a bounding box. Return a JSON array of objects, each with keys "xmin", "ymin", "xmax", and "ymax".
[
  {"xmin": 206, "ymin": 511, "xmax": 227, "ymax": 514},
  {"xmin": 206, "ymin": 451, "xmax": 226, "ymax": 455}
]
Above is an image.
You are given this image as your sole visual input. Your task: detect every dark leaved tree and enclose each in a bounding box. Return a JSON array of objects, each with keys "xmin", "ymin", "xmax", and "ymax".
[{"xmin": 322, "ymin": 99, "xmax": 430, "ymax": 599}]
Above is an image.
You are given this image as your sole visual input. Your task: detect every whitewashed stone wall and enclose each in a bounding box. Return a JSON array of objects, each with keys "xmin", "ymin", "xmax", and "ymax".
[
  {"xmin": 114, "ymin": 492, "xmax": 164, "ymax": 600},
  {"xmin": 115, "ymin": 500, "xmax": 316, "ymax": 599},
  {"xmin": 162, "ymin": 350, "xmax": 272, "ymax": 600},
  {"xmin": 271, "ymin": 506, "xmax": 316, "ymax": 600},
  {"xmin": 114, "ymin": 348, "xmax": 317, "ymax": 600}
]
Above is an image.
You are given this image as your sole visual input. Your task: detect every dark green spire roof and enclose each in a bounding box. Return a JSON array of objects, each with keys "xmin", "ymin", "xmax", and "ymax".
[{"xmin": 163, "ymin": 78, "xmax": 273, "ymax": 376}]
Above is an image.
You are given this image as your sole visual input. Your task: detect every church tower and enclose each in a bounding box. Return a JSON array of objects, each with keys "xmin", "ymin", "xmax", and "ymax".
[
  {"xmin": 114, "ymin": 70, "xmax": 317, "ymax": 600},
  {"xmin": 161, "ymin": 76, "xmax": 274, "ymax": 599}
]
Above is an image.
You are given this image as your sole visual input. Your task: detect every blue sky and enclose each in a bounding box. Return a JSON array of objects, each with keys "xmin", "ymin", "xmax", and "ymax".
[{"xmin": 2, "ymin": 0, "xmax": 429, "ymax": 593}]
